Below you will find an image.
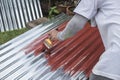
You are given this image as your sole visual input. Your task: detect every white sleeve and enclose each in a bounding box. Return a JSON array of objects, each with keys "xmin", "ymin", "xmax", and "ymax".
[{"xmin": 74, "ymin": 0, "xmax": 98, "ymax": 19}]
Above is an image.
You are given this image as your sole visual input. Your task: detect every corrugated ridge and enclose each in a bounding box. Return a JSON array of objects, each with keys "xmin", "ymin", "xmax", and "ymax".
[
  {"xmin": 0, "ymin": 14, "xmax": 72, "ymax": 80},
  {"xmin": 46, "ymin": 23, "xmax": 104, "ymax": 79},
  {"xmin": 0, "ymin": 16, "xmax": 104, "ymax": 80},
  {"xmin": 0, "ymin": 0, "xmax": 43, "ymax": 32}
]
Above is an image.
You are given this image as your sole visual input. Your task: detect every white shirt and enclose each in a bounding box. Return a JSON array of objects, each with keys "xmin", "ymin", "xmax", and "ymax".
[{"xmin": 74, "ymin": 0, "xmax": 120, "ymax": 80}]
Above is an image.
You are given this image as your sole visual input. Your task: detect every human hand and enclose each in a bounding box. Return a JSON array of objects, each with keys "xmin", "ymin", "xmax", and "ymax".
[{"xmin": 48, "ymin": 29, "xmax": 59, "ymax": 41}]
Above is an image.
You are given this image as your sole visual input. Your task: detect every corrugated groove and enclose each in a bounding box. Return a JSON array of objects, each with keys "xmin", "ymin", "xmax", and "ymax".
[
  {"xmin": 0, "ymin": 14, "xmax": 73, "ymax": 80},
  {"xmin": 0, "ymin": 0, "xmax": 43, "ymax": 32},
  {"xmin": 0, "ymin": 13, "xmax": 70, "ymax": 57},
  {"xmin": 46, "ymin": 23, "xmax": 104, "ymax": 79},
  {"xmin": 0, "ymin": 16, "xmax": 104, "ymax": 80}
]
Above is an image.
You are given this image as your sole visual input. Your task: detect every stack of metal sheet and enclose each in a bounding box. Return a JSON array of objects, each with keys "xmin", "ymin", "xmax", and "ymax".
[
  {"xmin": 0, "ymin": 14, "xmax": 104, "ymax": 80},
  {"xmin": 0, "ymin": 0, "xmax": 43, "ymax": 32}
]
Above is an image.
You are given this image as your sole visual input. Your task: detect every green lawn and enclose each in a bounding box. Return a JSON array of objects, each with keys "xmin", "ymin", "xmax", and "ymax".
[{"xmin": 0, "ymin": 28, "xmax": 29, "ymax": 45}]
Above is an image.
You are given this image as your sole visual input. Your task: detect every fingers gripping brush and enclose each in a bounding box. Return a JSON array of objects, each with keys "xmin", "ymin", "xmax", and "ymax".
[
  {"xmin": 34, "ymin": 26, "xmax": 64, "ymax": 55},
  {"xmin": 43, "ymin": 29, "xmax": 59, "ymax": 54},
  {"xmin": 37, "ymin": 29, "xmax": 59, "ymax": 55}
]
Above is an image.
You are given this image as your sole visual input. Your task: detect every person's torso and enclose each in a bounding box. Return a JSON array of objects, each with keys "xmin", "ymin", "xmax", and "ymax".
[
  {"xmin": 93, "ymin": 0, "xmax": 120, "ymax": 79},
  {"xmin": 95, "ymin": 0, "xmax": 120, "ymax": 49}
]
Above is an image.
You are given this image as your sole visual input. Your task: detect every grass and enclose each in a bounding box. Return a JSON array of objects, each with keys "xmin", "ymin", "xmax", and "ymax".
[{"xmin": 0, "ymin": 28, "xmax": 29, "ymax": 45}]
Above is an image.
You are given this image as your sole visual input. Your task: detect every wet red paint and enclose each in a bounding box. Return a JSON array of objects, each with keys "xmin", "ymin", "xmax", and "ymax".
[
  {"xmin": 48, "ymin": 23, "xmax": 91, "ymax": 59},
  {"xmin": 81, "ymin": 45, "xmax": 104, "ymax": 77},
  {"xmin": 33, "ymin": 21, "xmax": 69, "ymax": 55},
  {"xmin": 23, "ymin": 21, "xmax": 69, "ymax": 55},
  {"xmin": 24, "ymin": 34, "xmax": 49, "ymax": 54},
  {"xmin": 46, "ymin": 23, "xmax": 104, "ymax": 78},
  {"xmin": 48, "ymin": 26, "xmax": 96, "ymax": 68},
  {"xmin": 34, "ymin": 43, "xmax": 45, "ymax": 56},
  {"xmin": 22, "ymin": 21, "xmax": 105, "ymax": 78}
]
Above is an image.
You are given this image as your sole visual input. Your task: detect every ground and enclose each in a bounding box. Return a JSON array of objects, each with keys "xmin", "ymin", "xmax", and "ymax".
[{"xmin": 0, "ymin": 28, "xmax": 29, "ymax": 45}]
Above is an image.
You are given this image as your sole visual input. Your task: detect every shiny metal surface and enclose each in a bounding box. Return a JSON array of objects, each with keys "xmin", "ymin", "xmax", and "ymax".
[
  {"xmin": 0, "ymin": 15, "xmax": 104, "ymax": 80},
  {"xmin": 0, "ymin": 0, "xmax": 43, "ymax": 32}
]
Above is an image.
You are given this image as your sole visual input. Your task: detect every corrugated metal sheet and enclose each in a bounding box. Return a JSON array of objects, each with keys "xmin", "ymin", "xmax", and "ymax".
[
  {"xmin": 0, "ymin": 14, "xmax": 105, "ymax": 80},
  {"xmin": 0, "ymin": 0, "xmax": 43, "ymax": 32}
]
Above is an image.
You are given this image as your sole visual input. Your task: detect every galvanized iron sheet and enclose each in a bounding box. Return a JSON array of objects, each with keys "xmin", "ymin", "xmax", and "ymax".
[
  {"xmin": 0, "ymin": 0, "xmax": 43, "ymax": 32},
  {"xmin": 0, "ymin": 14, "xmax": 104, "ymax": 80}
]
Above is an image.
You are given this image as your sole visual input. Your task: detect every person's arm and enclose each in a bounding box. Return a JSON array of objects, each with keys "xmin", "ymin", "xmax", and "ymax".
[
  {"xmin": 57, "ymin": 13, "xmax": 88, "ymax": 41},
  {"xmin": 48, "ymin": 13, "xmax": 88, "ymax": 41}
]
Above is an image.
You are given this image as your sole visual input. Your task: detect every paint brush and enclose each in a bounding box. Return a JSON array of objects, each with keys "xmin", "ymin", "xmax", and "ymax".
[{"xmin": 43, "ymin": 38, "xmax": 53, "ymax": 53}]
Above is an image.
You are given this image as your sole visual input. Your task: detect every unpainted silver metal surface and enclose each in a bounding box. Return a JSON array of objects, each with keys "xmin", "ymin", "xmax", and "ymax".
[
  {"xmin": 0, "ymin": 0, "xmax": 43, "ymax": 32},
  {"xmin": 0, "ymin": 14, "xmax": 87, "ymax": 80}
]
